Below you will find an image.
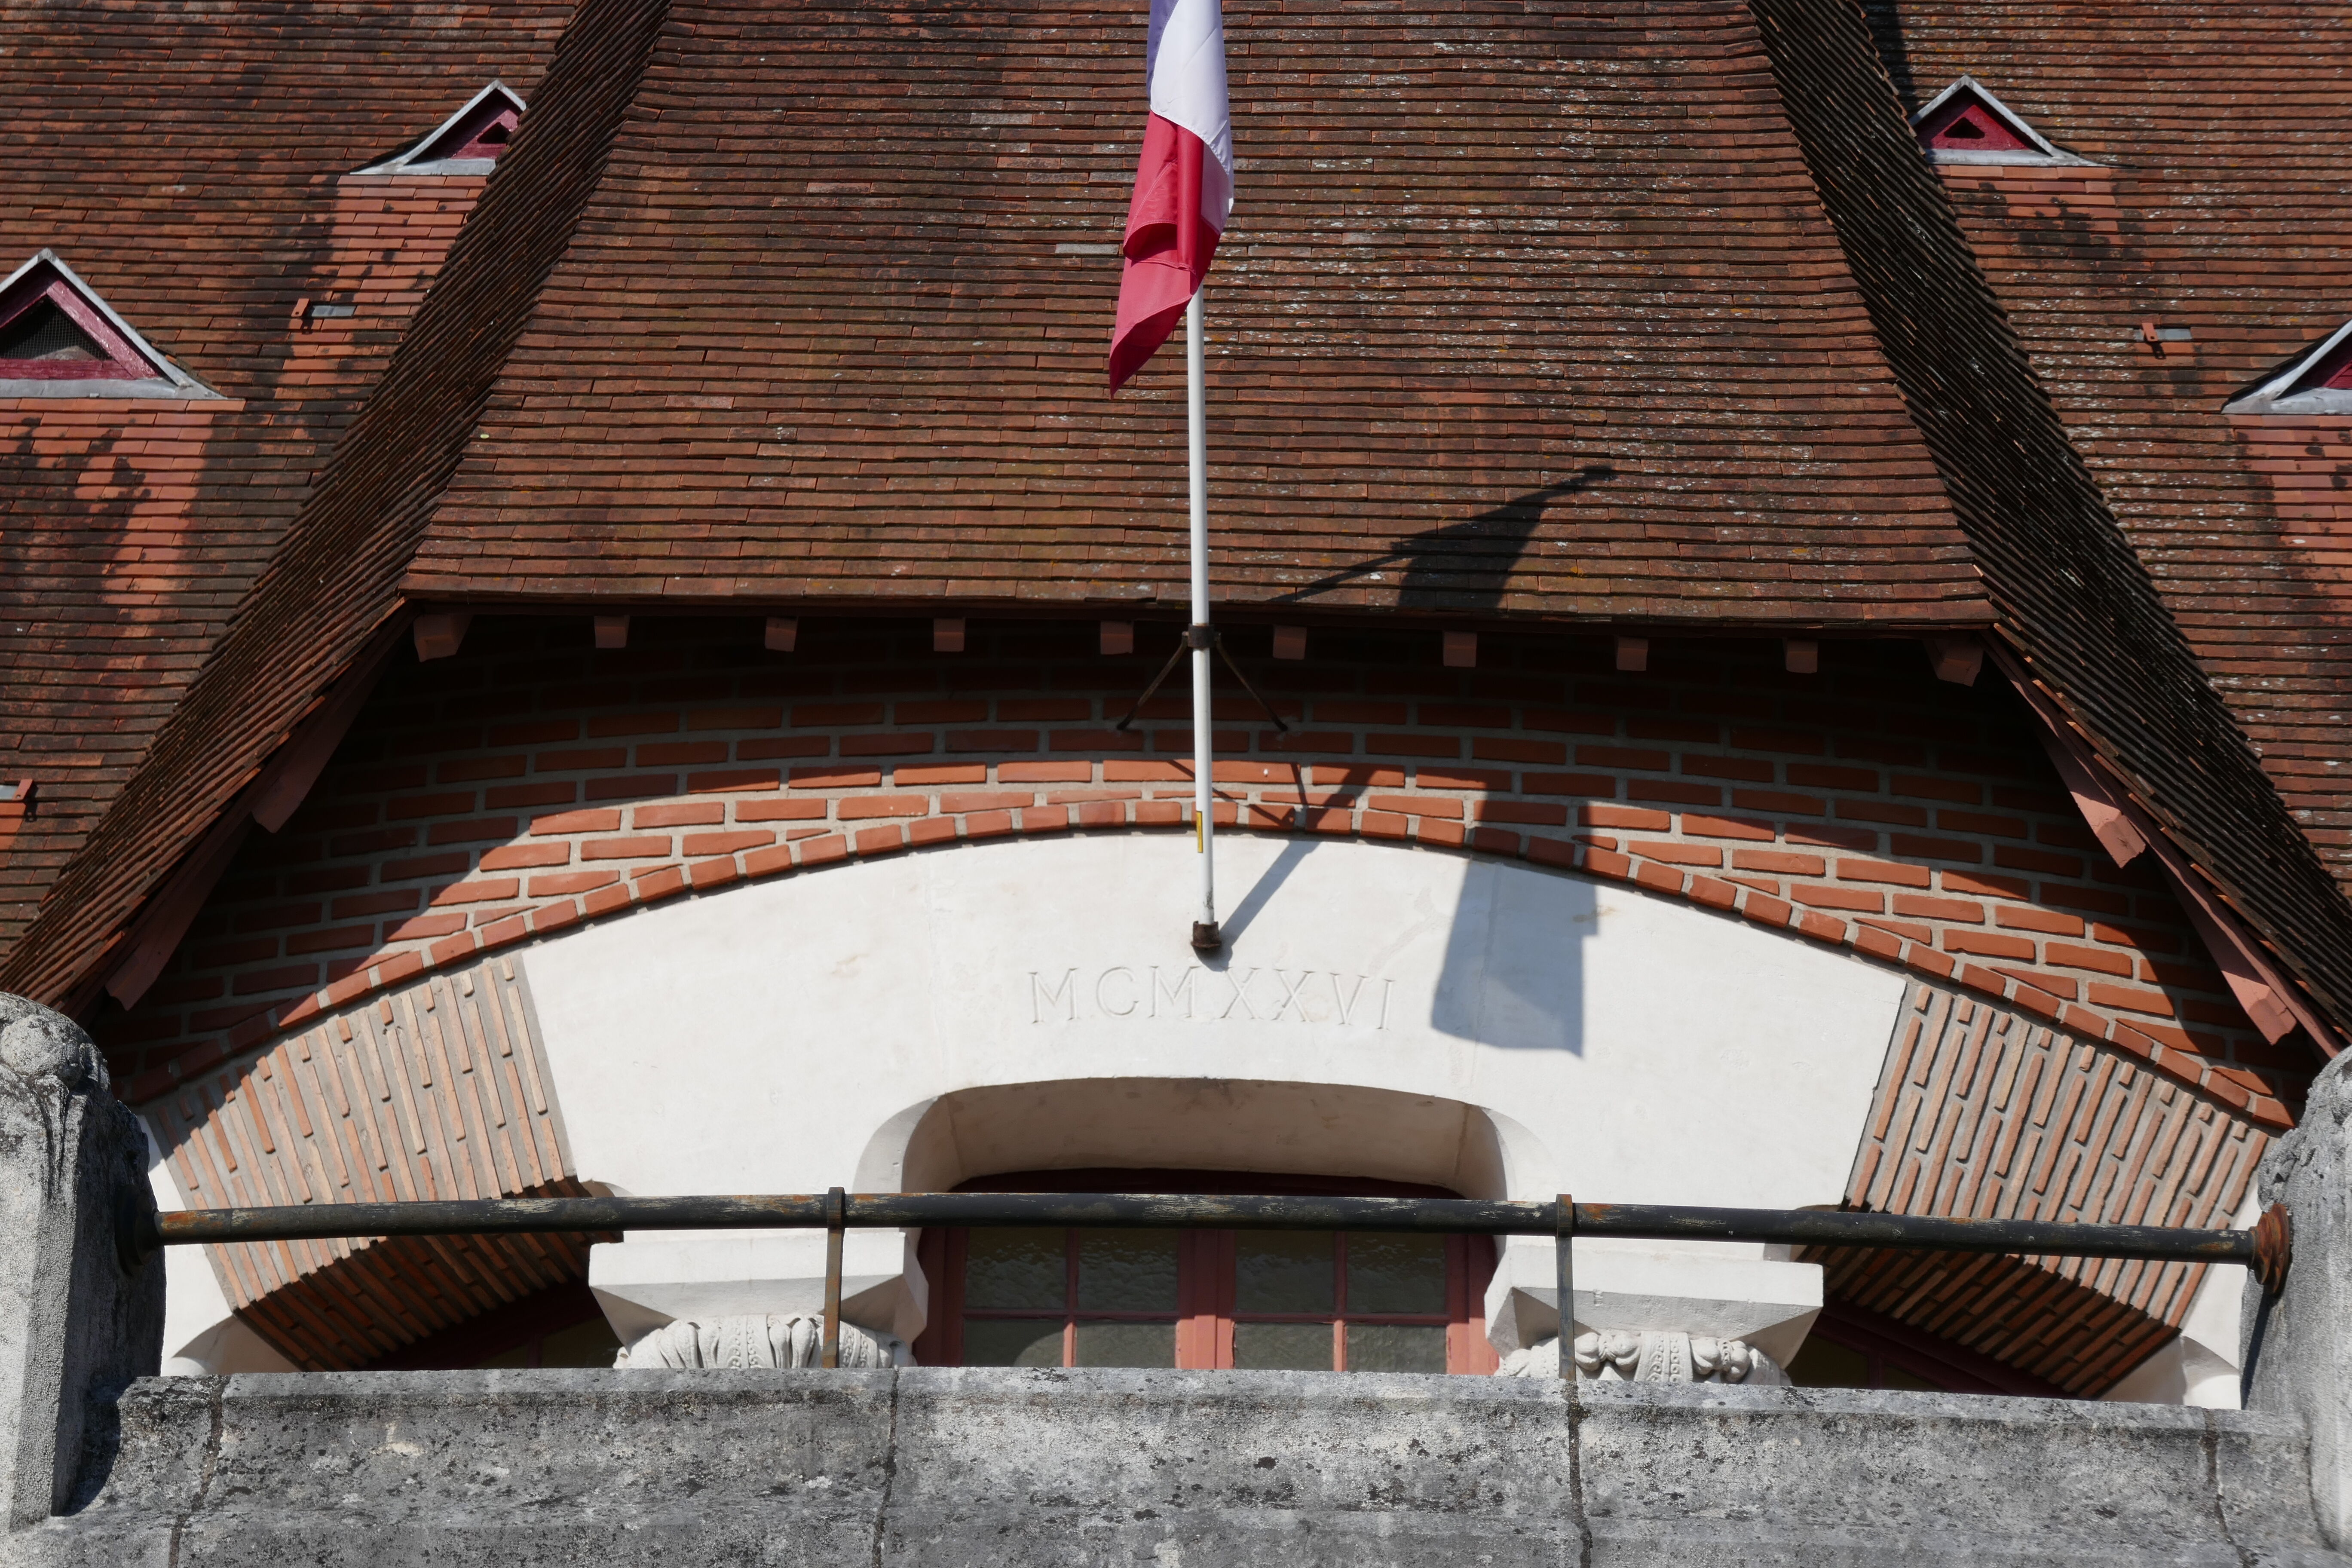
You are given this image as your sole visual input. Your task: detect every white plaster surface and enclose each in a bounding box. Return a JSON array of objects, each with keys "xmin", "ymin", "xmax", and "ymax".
[{"xmin": 521, "ymin": 835, "xmax": 1908, "ymax": 1344}]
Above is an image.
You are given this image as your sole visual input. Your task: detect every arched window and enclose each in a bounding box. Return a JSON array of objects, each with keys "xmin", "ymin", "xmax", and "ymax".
[{"xmin": 913, "ymin": 1170, "xmax": 1498, "ymax": 1374}]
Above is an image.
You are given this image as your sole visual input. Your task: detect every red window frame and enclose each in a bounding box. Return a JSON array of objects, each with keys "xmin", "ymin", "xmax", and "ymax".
[{"xmin": 913, "ymin": 1170, "xmax": 1499, "ymax": 1375}]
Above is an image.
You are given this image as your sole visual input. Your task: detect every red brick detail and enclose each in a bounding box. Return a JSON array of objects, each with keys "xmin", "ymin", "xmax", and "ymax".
[{"xmin": 97, "ymin": 627, "xmax": 2293, "ymax": 1134}]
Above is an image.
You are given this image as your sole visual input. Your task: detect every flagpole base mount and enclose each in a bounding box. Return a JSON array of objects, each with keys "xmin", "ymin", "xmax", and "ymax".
[{"xmin": 1190, "ymin": 921, "xmax": 1224, "ymax": 953}]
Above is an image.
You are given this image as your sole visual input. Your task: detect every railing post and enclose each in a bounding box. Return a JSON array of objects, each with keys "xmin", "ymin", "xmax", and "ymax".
[
  {"xmin": 1556, "ymin": 1193, "xmax": 1574, "ymax": 1382},
  {"xmin": 821, "ymin": 1186, "xmax": 845, "ymax": 1369}
]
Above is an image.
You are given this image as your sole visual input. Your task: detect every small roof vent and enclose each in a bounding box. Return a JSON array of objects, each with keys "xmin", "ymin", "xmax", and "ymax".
[
  {"xmin": 2225, "ymin": 320, "xmax": 2352, "ymax": 414},
  {"xmin": 0, "ymin": 251, "xmax": 213, "ymax": 398},
  {"xmin": 1911, "ymin": 77, "xmax": 2094, "ymax": 167},
  {"xmin": 357, "ymin": 82, "xmax": 526, "ymax": 175}
]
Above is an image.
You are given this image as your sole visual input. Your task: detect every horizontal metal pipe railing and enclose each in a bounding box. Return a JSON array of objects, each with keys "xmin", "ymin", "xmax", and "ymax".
[
  {"xmin": 131, "ymin": 1191, "xmax": 2289, "ymax": 1376},
  {"xmin": 138, "ymin": 1191, "xmax": 2263, "ymax": 1265}
]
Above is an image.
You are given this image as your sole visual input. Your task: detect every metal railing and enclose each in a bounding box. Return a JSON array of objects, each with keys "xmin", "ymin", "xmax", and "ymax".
[{"xmin": 129, "ymin": 1191, "xmax": 2294, "ymax": 1375}]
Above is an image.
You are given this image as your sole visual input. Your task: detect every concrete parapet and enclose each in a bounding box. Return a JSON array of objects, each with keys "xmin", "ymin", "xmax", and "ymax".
[{"xmin": 4, "ymin": 1368, "xmax": 2340, "ymax": 1566}]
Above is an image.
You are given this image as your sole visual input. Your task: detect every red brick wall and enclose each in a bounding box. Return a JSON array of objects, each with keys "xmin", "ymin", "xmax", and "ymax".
[{"xmin": 94, "ymin": 615, "xmax": 2299, "ymax": 1129}]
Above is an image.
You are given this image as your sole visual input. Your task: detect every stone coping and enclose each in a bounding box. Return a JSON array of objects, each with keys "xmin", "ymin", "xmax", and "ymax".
[{"xmin": 7, "ymin": 1369, "xmax": 2340, "ymax": 1566}]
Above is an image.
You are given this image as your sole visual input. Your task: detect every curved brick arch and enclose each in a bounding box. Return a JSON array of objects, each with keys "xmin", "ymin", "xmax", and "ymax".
[{"xmin": 102, "ymin": 617, "xmax": 2291, "ymax": 1135}]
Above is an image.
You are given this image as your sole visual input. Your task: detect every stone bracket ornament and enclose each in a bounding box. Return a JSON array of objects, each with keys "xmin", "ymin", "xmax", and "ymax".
[
  {"xmin": 616, "ymin": 1313, "xmax": 908, "ymax": 1370},
  {"xmin": 1496, "ymin": 1328, "xmax": 1788, "ymax": 1384}
]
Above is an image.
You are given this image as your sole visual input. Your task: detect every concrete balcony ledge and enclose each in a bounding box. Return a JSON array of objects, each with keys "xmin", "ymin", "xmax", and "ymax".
[{"xmin": 6, "ymin": 1369, "xmax": 2340, "ymax": 1568}]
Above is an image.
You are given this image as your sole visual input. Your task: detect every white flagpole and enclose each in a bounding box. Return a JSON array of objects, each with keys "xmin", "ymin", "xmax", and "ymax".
[{"xmin": 1187, "ymin": 288, "xmax": 1218, "ymax": 952}]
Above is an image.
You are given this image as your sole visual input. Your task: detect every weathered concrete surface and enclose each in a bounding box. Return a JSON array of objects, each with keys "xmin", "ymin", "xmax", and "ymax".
[
  {"xmin": 1580, "ymin": 1380, "xmax": 2331, "ymax": 1565},
  {"xmin": 0, "ymin": 996, "xmax": 162, "ymax": 1529},
  {"xmin": 3, "ymin": 1369, "xmax": 2339, "ymax": 1566},
  {"xmin": 2248, "ymin": 1047, "xmax": 2352, "ymax": 1549}
]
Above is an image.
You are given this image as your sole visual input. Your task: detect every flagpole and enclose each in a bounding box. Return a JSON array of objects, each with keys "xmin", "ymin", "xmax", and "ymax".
[{"xmin": 1187, "ymin": 287, "xmax": 1219, "ymax": 952}]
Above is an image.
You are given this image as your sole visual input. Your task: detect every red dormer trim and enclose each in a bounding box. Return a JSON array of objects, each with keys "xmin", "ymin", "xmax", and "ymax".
[
  {"xmin": 1918, "ymin": 98, "xmax": 2031, "ymax": 153},
  {"xmin": 0, "ymin": 262, "xmax": 162, "ymax": 380},
  {"xmin": 357, "ymin": 82, "xmax": 527, "ymax": 174}
]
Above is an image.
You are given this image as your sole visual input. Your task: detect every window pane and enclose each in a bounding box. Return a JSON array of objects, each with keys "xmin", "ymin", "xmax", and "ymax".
[
  {"xmin": 1075, "ymin": 1230, "xmax": 1180, "ymax": 1312},
  {"xmin": 1346, "ymin": 1323, "xmax": 1447, "ymax": 1373},
  {"xmin": 962, "ymin": 1319, "xmax": 1066, "ymax": 1367},
  {"xmin": 1072, "ymin": 1320, "xmax": 1177, "ymax": 1367},
  {"xmin": 1233, "ymin": 1320, "xmax": 1335, "ymax": 1370},
  {"xmin": 1235, "ymin": 1232, "xmax": 1336, "ymax": 1314},
  {"xmin": 965, "ymin": 1229, "xmax": 1066, "ymax": 1310},
  {"xmin": 1345, "ymin": 1232, "xmax": 1447, "ymax": 1315}
]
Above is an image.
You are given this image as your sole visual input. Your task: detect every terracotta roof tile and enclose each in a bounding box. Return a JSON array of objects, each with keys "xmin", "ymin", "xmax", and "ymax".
[
  {"xmin": 0, "ymin": 2, "xmax": 573, "ymax": 950},
  {"xmin": 404, "ymin": 0, "xmax": 1992, "ymax": 624},
  {"xmin": 0, "ymin": 0, "xmax": 663, "ymax": 1004},
  {"xmin": 1858, "ymin": 2, "xmax": 2352, "ymax": 895},
  {"xmin": 1752, "ymin": 0, "xmax": 2352, "ymax": 1043},
  {"xmin": 11, "ymin": 0, "xmax": 2352, "ymax": 1055}
]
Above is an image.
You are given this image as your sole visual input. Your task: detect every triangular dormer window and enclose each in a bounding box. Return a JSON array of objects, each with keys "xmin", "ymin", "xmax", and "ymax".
[
  {"xmin": 2224, "ymin": 320, "xmax": 2352, "ymax": 413},
  {"xmin": 0, "ymin": 251, "xmax": 214, "ymax": 398},
  {"xmin": 356, "ymin": 82, "xmax": 526, "ymax": 175},
  {"xmin": 1911, "ymin": 77, "xmax": 2094, "ymax": 168}
]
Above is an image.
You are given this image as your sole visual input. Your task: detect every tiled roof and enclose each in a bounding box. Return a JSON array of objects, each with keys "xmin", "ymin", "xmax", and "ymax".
[
  {"xmin": 403, "ymin": 0, "xmax": 1991, "ymax": 624},
  {"xmin": 1856, "ymin": 2, "xmax": 2352, "ymax": 889},
  {"xmin": 0, "ymin": 1, "xmax": 573, "ymax": 951},
  {"xmin": 6, "ymin": 0, "xmax": 2352, "ymax": 1078},
  {"xmin": 2, "ymin": 0, "xmax": 663, "ymax": 1006},
  {"xmin": 1749, "ymin": 0, "xmax": 2352, "ymax": 1047}
]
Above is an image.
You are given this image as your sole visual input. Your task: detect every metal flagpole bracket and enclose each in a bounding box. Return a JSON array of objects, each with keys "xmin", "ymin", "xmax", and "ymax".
[
  {"xmin": 821, "ymin": 1186, "xmax": 846, "ymax": 1369},
  {"xmin": 1112, "ymin": 634, "xmax": 1191, "ymax": 732},
  {"xmin": 1112, "ymin": 624, "xmax": 1289, "ymax": 737},
  {"xmin": 1214, "ymin": 635, "xmax": 1291, "ymax": 734}
]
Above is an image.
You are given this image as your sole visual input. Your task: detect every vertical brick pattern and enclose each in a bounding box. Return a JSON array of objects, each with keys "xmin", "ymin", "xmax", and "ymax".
[
  {"xmin": 148, "ymin": 952, "xmax": 593, "ymax": 1369},
  {"xmin": 1815, "ymin": 980, "xmax": 2265, "ymax": 1395},
  {"xmin": 98, "ymin": 618, "xmax": 2296, "ymax": 1135}
]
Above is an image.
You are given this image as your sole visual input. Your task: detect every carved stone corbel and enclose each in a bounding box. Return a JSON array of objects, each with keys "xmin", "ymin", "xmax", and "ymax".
[
  {"xmin": 1496, "ymin": 1328, "xmax": 1789, "ymax": 1385},
  {"xmin": 615, "ymin": 1313, "xmax": 907, "ymax": 1369}
]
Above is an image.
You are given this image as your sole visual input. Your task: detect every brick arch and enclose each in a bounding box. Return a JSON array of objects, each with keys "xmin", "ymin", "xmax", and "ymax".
[{"xmin": 101, "ymin": 617, "xmax": 2293, "ymax": 1136}]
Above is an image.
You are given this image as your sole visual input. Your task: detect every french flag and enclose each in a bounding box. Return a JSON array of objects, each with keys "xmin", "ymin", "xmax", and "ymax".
[{"xmin": 1108, "ymin": 0, "xmax": 1233, "ymax": 394}]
